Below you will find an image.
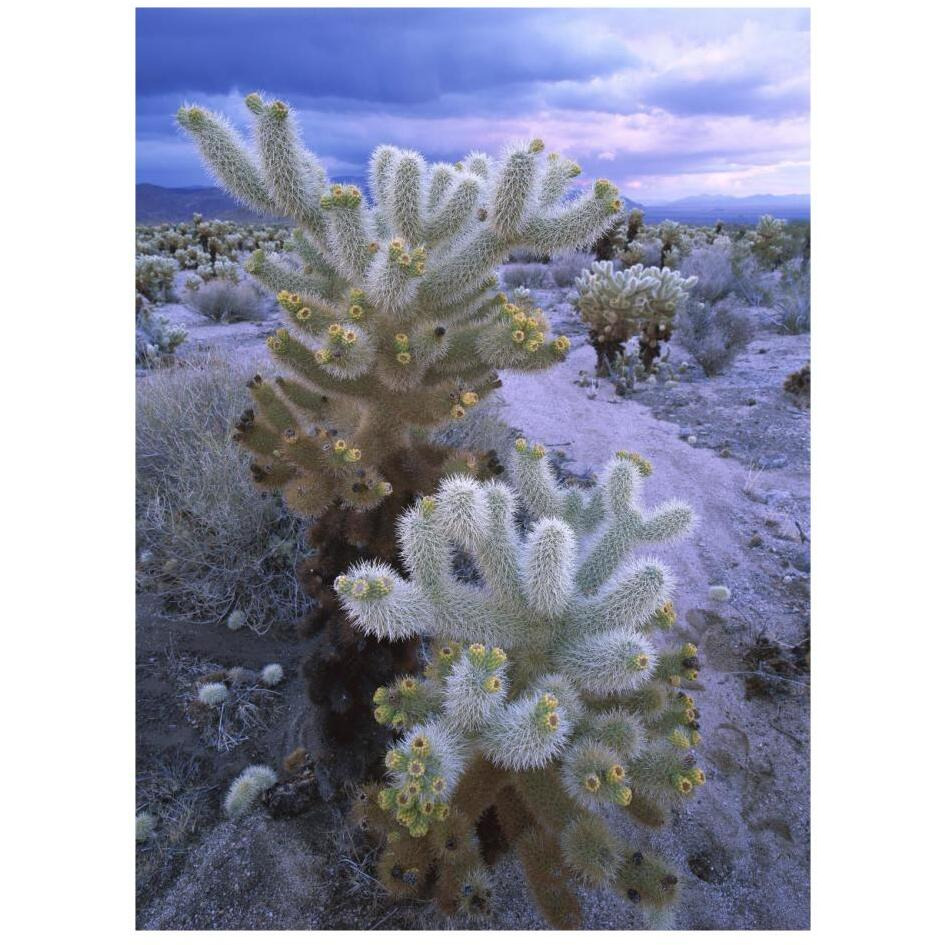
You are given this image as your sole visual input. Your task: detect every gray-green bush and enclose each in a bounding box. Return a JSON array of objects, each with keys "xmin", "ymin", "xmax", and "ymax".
[
  {"xmin": 676, "ymin": 295, "xmax": 753, "ymax": 376},
  {"xmin": 185, "ymin": 278, "xmax": 266, "ymax": 322}
]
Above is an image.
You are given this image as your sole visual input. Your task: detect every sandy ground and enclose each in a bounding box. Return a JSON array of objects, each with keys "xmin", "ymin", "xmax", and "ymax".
[{"xmin": 137, "ymin": 275, "xmax": 810, "ymax": 930}]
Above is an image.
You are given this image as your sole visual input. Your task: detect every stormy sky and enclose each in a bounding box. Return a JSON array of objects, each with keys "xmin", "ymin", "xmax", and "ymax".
[{"xmin": 136, "ymin": 7, "xmax": 809, "ymax": 202}]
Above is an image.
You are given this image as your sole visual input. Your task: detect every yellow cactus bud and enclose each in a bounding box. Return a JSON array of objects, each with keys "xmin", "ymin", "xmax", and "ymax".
[
  {"xmin": 385, "ymin": 749, "xmax": 404, "ymax": 769},
  {"xmin": 584, "ymin": 773, "xmax": 601, "ymax": 793},
  {"xmin": 491, "ymin": 647, "xmax": 507, "ymax": 664},
  {"xmin": 431, "ymin": 777, "xmax": 446, "ymax": 795},
  {"xmin": 675, "ymin": 776, "xmax": 693, "ymax": 795},
  {"xmin": 372, "ymin": 686, "xmax": 387, "ymax": 704},
  {"xmin": 343, "ymin": 329, "xmax": 357, "ymax": 344},
  {"xmin": 528, "ymin": 138, "xmax": 545, "ymax": 153},
  {"xmin": 395, "ymin": 333, "xmax": 409, "ymax": 345},
  {"xmin": 408, "ymin": 760, "xmax": 425, "ymax": 777},
  {"xmin": 634, "ymin": 653, "xmax": 649, "ymax": 670},
  {"xmin": 434, "ymin": 803, "xmax": 450, "ymax": 820},
  {"xmin": 349, "ymin": 304, "xmax": 364, "ymax": 318},
  {"xmin": 411, "ymin": 734, "xmax": 431, "ymax": 756},
  {"xmin": 554, "ymin": 336, "xmax": 571, "ymax": 352},
  {"xmin": 512, "ymin": 330, "xmax": 526, "ymax": 343},
  {"xmin": 397, "ymin": 351, "xmax": 412, "ymax": 365},
  {"xmin": 374, "ymin": 707, "xmax": 387, "ymax": 724},
  {"xmin": 334, "ymin": 439, "xmax": 347, "ymax": 452},
  {"xmin": 545, "ymin": 712, "xmax": 560, "ymax": 731},
  {"xmin": 483, "ymin": 675, "xmax": 502, "ymax": 693},
  {"xmin": 608, "ymin": 764, "xmax": 626, "ymax": 783},
  {"xmin": 351, "ymin": 578, "xmax": 369, "ymax": 599},
  {"xmin": 460, "ymin": 391, "xmax": 479, "ymax": 407},
  {"xmin": 295, "ymin": 307, "xmax": 311, "ymax": 321},
  {"xmin": 514, "ymin": 437, "xmax": 528, "ymax": 451},
  {"xmin": 616, "ymin": 786, "xmax": 633, "ymax": 806},
  {"xmin": 669, "ymin": 674, "xmax": 682, "ymax": 687},
  {"xmin": 683, "ymin": 643, "xmax": 698, "ymax": 658},
  {"xmin": 451, "ymin": 405, "xmax": 466, "ymax": 419},
  {"xmin": 345, "ymin": 448, "xmax": 362, "ymax": 462}
]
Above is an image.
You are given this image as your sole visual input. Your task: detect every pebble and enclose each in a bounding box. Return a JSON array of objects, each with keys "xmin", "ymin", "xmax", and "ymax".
[
  {"xmin": 687, "ymin": 435, "xmax": 698, "ymax": 445},
  {"xmin": 760, "ymin": 454, "xmax": 789, "ymax": 470}
]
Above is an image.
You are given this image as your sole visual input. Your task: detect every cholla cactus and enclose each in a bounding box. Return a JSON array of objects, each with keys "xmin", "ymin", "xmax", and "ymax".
[
  {"xmin": 223, "ymin": 764, "xmax": 278, "ymax": 819},
  {"xmin": 748, "ymin": 214, "xmax": 789, "ymax": 268},
  {"xmin": 575, "ymin": 261, "xmax": 697, "ymax": 374},
  {"xmin": 135, "ymin": 254, "xmax": 178, "ymax": 303},
  {"xmin": 135, "ymin": 293, "xmax": 186, "ymax": 368},
  {"xmin": 341, "ymin": 443, "xmax": 705, "ymax": 929},
  {"xmin": 177, "ymin": 94, "xmax": 620, "ymax": 524}
]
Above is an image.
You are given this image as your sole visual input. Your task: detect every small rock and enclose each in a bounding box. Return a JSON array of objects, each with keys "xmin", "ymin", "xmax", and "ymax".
[
  {"xmin": 761, "ymin": 454, "xmax": 788, "ymax": 470},
  {"xmin": 687, "ymin": 435, "xmax": 698, "ymax": 445},
  {"xmin": 719, "ymin": 447, "xmax": 731, "ymax": 458},
  {"xmin": 748, "ymin": 533, "xmax": 763, "ymax": 548},
  {"xmin": 708, "ymin": 585, "xmax": 731, "ymax": 603}
]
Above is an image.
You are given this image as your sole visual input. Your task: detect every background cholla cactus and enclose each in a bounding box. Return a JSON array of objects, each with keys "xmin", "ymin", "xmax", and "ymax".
[
  {"xmin": 177, "ymin": 94, "xmax": 624, "ymax": 762},
  {"xmin": 340, "ymin": 443, "xmax": 705, "ymax": 929},
  {"xmin": 135, "ymin": 293, "xmax": 187, "ymax": 368},
  {"xmin": 135, "ymin": 255, "xmax": 179, "ymax": 303},
  {"xmin": 575, "ymin": 261, "xmax": 697, "ymax": 374},
  {"xmin": 747, "ymin": 214, "xmax": 790, "ymax": 269}
]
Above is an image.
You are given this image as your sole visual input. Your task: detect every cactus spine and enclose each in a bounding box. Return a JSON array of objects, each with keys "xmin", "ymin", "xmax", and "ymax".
[{"xmin": 341, "ymin": 444, "xmax": 704, "ymax": 928}]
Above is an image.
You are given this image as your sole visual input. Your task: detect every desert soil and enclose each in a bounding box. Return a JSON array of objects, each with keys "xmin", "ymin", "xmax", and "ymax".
[{"xmin": 136, "ymin": 270, "xmax": 810, "ymax": 930}]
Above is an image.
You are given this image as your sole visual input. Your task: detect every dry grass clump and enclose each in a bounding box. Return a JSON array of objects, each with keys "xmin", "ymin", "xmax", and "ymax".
[
  {"xmin": 179, "ymin": 655, "xmax": 285, "ymax": 752},
  {"xmin": 185, "ymin": 278, "xmax": 266, "ymax": 322},
  {"xmin": 136, "ymin": 353, "xmax": 305, "ymax": 632},
  {"xmin": 136, "ymin": 751, "xmax": 216, "ymax": 904}
]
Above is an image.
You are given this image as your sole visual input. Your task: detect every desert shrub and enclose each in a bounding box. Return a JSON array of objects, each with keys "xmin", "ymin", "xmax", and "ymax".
[
  {"xmin": 731, "ymin": 252, "xmax": 777, "ymax": 306},
  {"xmin": 680, "ymin": 239, "xmax": 736, "ymax": 303},
  {"xmin": 185, "ymin": 278, "xmax": 266, "ymax": 322},
  {"xmin": 502, "ymin": 262, "xmax": 549, "ymax": 290},
  {"xmin": 770, "ymin": 259, "xmax": 811, "ymax": 334},
  {"xmin": 506, "ymin": 246, "xmax": 550, "ymax": 263},
  {"xmin": 135, "ymin": 293, "xmax": 187, "ymax": 367},
  {"xmin": 135, "ymin": 255, "xmax": 179, "ymax": 303},
  {"xmin": 550, "ymin": 251, "xmax": 596, "ymax": 287},
  {"xmin": 676, "ymin": 295, "xmax": 754, "ymax": 376},
  {"xmin": 136, "ymin": 353, "xmax": 305, "ymax": 632}
]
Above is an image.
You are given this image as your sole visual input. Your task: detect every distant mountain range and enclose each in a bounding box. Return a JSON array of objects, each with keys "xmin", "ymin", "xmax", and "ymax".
[
  {"xmin": 638, "ymin": 193, "xmax": 809, "ymax": 224},
  {"xmin": 136, "ymin": 184, "xmax": 809, "ymax": 226}
]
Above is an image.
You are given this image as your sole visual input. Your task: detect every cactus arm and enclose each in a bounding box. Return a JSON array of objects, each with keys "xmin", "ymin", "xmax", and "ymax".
[{"xmin": 176, "ymin": 105, "xmax": 277, "ymax": 216}]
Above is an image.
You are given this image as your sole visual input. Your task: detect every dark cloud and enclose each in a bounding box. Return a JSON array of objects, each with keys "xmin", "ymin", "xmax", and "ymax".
[
  {"xmin": 136, "ymin": 8, "xmax": 632, "ymax": 103},
  {"xmin": 136, "ymin": 8, "xmax": 809, "ymax": 200}
]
